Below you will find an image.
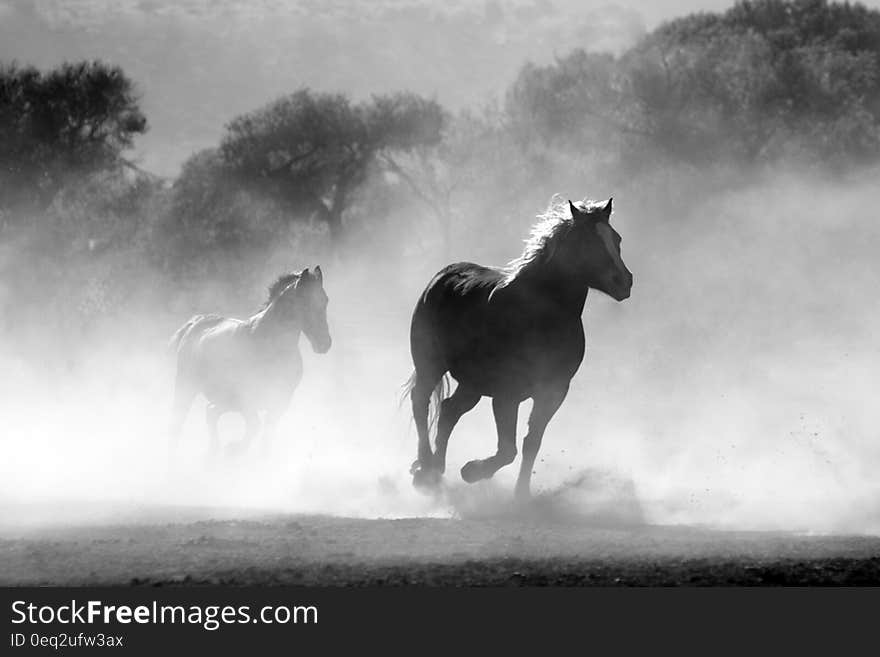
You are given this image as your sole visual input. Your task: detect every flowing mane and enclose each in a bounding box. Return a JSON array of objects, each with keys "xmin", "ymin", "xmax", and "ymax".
[
  {"xmin": 263, "ymin": 271, "xmax": 302, "ymax": 307},
  {"xmin": 501, "ymin": 195, "xmax": 606, "ymax": 285}
]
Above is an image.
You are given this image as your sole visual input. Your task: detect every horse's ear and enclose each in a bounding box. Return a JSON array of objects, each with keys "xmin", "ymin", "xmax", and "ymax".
[
  {"xmin": 314, "ymin": 265, "xmax": 323, "ymax": 284},
  {"xmin": 602, "ymin": 197, "xmax": 613, "ymax": 218},
  {"xmin": 569, "ymin": 200, "xmax": 579, "ymax": 217}
]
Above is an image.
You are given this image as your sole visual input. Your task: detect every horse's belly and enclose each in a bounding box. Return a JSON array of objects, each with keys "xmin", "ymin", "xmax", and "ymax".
[
  {"xmin": 448, "ymin": 358, "xmax": 550, "ymax": 400},
  {"xmin": 196, "ymin": 356, "xmax": 301, "ymax": 412},
  {"xmin": 201, "ymin": 378, "xmax": 295, "ymax": 412},
  {"xmin": 451, "ymin": 370, "xmax": 529, "ymax": 400},
  {"xmin": 448, "ymin": 334, "xmax": 584, "ymax": 399},
  {"xmin": 202, "ymin": 384, "xmax": 242, "ymax": 410}
]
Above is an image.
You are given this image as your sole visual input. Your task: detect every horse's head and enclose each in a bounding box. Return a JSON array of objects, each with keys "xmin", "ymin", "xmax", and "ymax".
[
  {"xmin": 297, "ymin": 266, "xmax": 332, "ymax": 353},
  {"xmin": 273, "ymin": 266, "xmax": 332, "ymax": 353},
  {"xmin": 563, "ymin": 198, "xmax": 632, "ymax": 301}
]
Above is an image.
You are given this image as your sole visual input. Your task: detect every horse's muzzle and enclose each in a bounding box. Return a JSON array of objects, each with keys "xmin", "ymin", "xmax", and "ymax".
[
  {"xmin": 311, "ymin": 336, "xmax": 332, "ymax": 354},
  {"xmin": 602, "ymin": 271, "xmax": 632, "ymax": 301}
]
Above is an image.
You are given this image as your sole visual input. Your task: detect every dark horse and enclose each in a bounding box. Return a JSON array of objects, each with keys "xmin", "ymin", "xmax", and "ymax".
[
  {"xmin": 169, "ymin": 267, "xmax": 331, "ymax": 457},
  {"xmin": 406, "ymin": 197, "xmax": 632, "ymax": 499}
]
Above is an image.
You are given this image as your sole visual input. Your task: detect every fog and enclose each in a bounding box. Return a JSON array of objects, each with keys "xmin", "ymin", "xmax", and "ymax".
[
  {"xmin": 2, "ymin": 164, "xmax": 879, "ymax": 536},
  {"xmin": 3, "ymin": 0, "xmax": 880, "ymax": 540}
]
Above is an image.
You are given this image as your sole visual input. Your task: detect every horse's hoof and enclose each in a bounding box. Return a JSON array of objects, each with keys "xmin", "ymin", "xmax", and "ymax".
[
  {"xmin": 412, "ymin": 467, "xmax": 442, "ymax": 492},
  {"xmin": 460, "ymin": 460, "xmax": 483, "ymax": 484}
]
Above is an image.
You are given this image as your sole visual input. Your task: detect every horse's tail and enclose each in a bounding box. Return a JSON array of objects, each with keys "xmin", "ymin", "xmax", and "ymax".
[{"xmin": 400, "ymin": 370, "xmax": 451, "ymax": 438}]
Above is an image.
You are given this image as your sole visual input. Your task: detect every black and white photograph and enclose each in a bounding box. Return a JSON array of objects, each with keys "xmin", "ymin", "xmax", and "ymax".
[{"xmin": 2, "ymin": 0, "xmax": 880, "ymax": 641}]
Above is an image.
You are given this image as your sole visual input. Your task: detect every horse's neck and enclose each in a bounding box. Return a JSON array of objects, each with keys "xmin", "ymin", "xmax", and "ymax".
[
  {"xmin": 507, "ymin": 262, "xmax": 590, "ymax": 316},
  {"xmin": 247, "ymin": 303, "xmax": 301, "ymax": 346}
]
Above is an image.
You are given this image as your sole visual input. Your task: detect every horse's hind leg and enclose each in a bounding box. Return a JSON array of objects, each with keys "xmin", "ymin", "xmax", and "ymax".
[
  {"xmin": 433, "ymin": 384, "xmax": 481, "ymax": 475},
  {"xmin": 410, "ymin": 366, "xmax": 444, "ymax": 489},
  {"xmin": 460, "ymin": 397, "xmax": 519, "ymax": 484}
]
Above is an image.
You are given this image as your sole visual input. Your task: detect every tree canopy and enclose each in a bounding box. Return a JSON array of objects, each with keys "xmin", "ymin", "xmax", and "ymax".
[
  {"xmin": 505, "ymin": 0, "xmax": 880, "ymax": 168},
  {"xmin": 0, "ymin": 60, "xmax": 147, "ymax": 219},
  {"xmin": 218, "ymin": 89, "xmax": 446, "ymax": 243}
]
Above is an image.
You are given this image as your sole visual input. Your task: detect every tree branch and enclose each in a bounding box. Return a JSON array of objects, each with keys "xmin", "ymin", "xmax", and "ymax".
[{"xmin": 263, "ymin": 144, "xmax": 321, "ymax": 177}]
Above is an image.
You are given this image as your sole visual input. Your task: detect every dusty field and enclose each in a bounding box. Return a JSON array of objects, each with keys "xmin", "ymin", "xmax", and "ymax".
[{"xmin": 2, "ymin": 505, "xmax": 880, "ymax": 586}]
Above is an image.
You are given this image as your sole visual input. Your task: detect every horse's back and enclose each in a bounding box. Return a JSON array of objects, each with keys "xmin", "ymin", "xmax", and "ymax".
[
  {"xmin": 421, "ymin": 262, "xmax": 503, "ymax": 297},
  {"xmin": 172, "ymin": 315, "xmax": 254, "ymax": 378},
  {"xmin": 414, "ymin": 262, "xmax": 502, "ymax": 323},
  {"xmin": 173, "ymin": 312, "xmax": 301, "ymax": 411},
  {"xmin": 172, "ymin": 314, "xmax": 235, "ymax": 353},
  {"xmin": 412, "ymin": 262, "xmax": 585, "ymax": 397},
  {"xmin": 412, "ymin": 262, "xmax": 502, "ymax": 348}
]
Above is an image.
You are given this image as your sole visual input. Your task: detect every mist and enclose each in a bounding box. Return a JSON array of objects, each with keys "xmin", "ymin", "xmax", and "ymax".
[
  {"xmin": 3, "ymin": 0, "xmax": 880, "ymax": 543},
  {"xmin": 1, "ymin": 164, "xmax": 879, "ymax": 536}
]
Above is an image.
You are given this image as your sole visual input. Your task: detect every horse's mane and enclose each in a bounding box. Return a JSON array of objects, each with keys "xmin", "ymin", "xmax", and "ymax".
[
  {"xmin": 263, "ymin": 271, "xmax": 302, "ymax": 307},
  {"xmin": 500, "ymin": 194, "xmax": 605, "ymax": 286}
]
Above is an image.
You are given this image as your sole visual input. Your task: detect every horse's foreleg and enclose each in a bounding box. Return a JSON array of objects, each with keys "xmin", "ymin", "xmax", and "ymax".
[
  {"xmin": 514, "ymin": 385, "xmax": 568, "ymax": 501},
  {"xmin": 434, "ymin": 385, "xmax": 481, "ymax": 475},
  {"xmin": 460, "ymin": 397, "xmax": 519, "ymax": 483}
]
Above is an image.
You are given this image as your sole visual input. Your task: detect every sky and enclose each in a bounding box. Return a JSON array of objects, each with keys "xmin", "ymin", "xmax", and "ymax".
[{"xmin": 9, "ymin": 0, "xmax": 880, "ymax": 176}]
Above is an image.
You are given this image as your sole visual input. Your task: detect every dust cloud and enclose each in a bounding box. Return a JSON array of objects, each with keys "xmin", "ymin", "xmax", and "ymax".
[{"xmin": 2, "ymin": 165, "xmax": 879, "ymax": 536}]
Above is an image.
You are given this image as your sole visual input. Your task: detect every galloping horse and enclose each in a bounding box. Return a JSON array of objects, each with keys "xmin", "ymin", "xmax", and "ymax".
[
  {"xmin": 169, "ymin": 267, "xmax": 331, "ymax": 457},
  {"xmin": 406, "ymin": 197, "xmax": 632, "ymax": 499}
]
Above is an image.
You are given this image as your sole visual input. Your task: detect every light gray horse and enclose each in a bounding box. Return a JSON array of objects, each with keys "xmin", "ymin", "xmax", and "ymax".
[{"xmin": 169, "ymin": 267, "xmax": 331, "ymax": 457}]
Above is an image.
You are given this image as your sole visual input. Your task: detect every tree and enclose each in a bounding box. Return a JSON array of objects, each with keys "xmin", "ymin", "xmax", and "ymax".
[
  {"xmin": 505, "ymin": 51, "xmax": 637, "ymax": 150},
  {"xmin": 0, "ymin": 60, "xmax": 148, "ymax": 220},
  {"xmin": 157, "ymin": 148, "xmax": 297, "ymax": 277},
  {"xmin": 378, "ymin": 106, "xmax": 535, "ymax": 259},
  {"xmin": 219, "ymin": 89, "xmax": 445, "ymax": 245},
  {"xmin": 502, "ymin": 0, "xmax": 880, "ymax": 169},
  {"xmin": 626, "ymin": 0, "xmax": 880, "ymax": 165}
]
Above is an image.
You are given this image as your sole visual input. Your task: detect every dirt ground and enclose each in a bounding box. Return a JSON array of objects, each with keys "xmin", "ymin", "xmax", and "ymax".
[{"xmin": 2, "ymin": 504, "xmax": 880, "ymax": 586}]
